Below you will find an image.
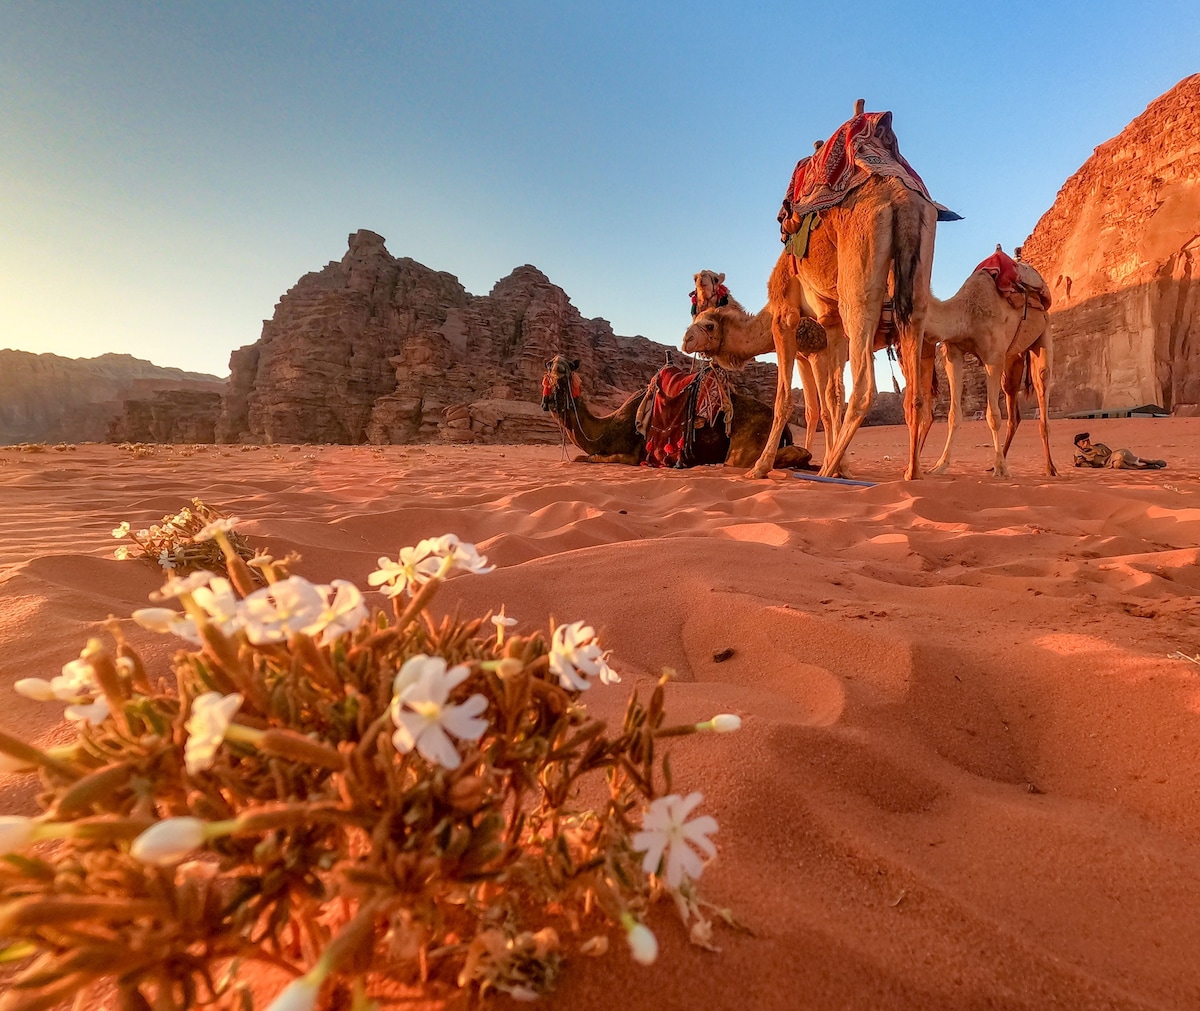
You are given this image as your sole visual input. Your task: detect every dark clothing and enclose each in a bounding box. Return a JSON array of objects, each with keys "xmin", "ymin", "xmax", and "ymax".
[{"xmin": 1073, "ymin": 442, "xmax": 1166, "ymax": 469}]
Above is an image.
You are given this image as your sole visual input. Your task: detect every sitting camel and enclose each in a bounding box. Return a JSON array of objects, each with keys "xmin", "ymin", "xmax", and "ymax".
[
  {"xmin": 540, "ymin": 355, "xmax": 811, "ymax": 470},
  {"xmin": 922, "ymin": 266, "xmax": 1056, "ymax": 478}
]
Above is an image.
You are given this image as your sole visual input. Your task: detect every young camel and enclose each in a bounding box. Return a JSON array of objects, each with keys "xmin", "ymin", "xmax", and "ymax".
[
  {"xmin": 539, "ymin": 355, "xmax": 811, "ymax": 469},
  {"xmin": 765, "ymin": 173, "xmax": 938, "ymax": 481},
  {"xmin": 923, "ymin": 270, "xmax": 1056, "ymax": 478},
  {"xmin": 682, "ymin": 304, "xmax": 842, "ymax": 461}
]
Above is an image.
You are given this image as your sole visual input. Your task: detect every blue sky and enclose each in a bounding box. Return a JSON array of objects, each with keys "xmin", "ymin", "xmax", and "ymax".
[{"xmin": 1, "ymin": 3, "xmax": 1197, "ymax": 380}]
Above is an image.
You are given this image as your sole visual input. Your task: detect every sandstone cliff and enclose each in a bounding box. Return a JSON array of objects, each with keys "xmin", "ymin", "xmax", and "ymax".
[
  {"xmin": 1022, "ymin": 74, "xmax": 1200, "ymax": 414},
  {"xmin": 218, "ymin": 230, "xmax": 792, "ymax": 445},
  {"xmin": 0, "ymin": 350, "xmax": 224, "ymax": 445}
]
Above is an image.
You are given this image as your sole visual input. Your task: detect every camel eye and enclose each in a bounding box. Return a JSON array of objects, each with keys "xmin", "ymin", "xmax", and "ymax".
[{"xmin": 704, "ymin": 323, "xmax": 715, "ymax": 331}]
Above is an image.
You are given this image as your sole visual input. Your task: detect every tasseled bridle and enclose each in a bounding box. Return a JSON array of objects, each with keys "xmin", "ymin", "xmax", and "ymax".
[{"xmin": 541, "ymin": 358, "xmax": 593, "ymax": 454}]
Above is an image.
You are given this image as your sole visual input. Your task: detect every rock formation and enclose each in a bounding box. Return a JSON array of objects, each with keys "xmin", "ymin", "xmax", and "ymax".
[
  {"xmin": 218, "ymin": 230, "xmax": 793, "ymax": 445},
  {"xmin": 0, "ymin": 351, "xmax": 224, "ymax": 445},
  {"xmin": 108, "ymin": 390, "xmax": 224, "ymax": 444},
  {"xmin": 1021, "ymin": 74, "xmax": 1200, "ymax": 414}
]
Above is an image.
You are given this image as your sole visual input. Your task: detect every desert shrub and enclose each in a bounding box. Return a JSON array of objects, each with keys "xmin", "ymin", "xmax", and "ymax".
[
  {"xmin": 0, "ymin": 525, "xmax": 734, "ymax": 1009},
  {"xmin": 112, "ymin": 501, "xmax": 263, "ymax": 579}
]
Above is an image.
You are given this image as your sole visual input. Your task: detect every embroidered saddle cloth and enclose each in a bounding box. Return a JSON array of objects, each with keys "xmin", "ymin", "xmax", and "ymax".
[{"xmin": 636, "ymin": 366, "xmax": 733, "ymax": 468}]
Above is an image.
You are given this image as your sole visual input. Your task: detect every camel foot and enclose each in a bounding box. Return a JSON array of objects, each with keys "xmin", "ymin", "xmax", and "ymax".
[
  {"xmin": 1047, "ymin": 465, "xmax": 1059, "ymax": 477},
  {"xmin": 991, "ymin": 464, "xmax": 1012, "ymax": 479},
  {"xmin": 929, "ymin": 461, "xmax": 950, "ymax": 476},
  {"xmin": 744, "ymin": 465, "xmax": 770, "ymax": 480}
]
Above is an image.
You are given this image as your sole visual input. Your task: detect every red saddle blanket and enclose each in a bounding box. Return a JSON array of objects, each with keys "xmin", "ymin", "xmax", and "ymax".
[
  {"xmin": 780, "ymin": 110, "xmax": 932, "ymax": 220},
  {"xmin": 973, "ymin": 250, "xmax": 1052, "ymax": 309},
  {"xmin": 636, "ymin": 366, "xmax": 732, "ymax": 468}
]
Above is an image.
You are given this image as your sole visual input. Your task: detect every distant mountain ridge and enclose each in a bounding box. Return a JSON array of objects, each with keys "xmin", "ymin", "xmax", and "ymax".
[{"xmin": 0, "ymin": 349, "xmax": 224, "ymax": 444}]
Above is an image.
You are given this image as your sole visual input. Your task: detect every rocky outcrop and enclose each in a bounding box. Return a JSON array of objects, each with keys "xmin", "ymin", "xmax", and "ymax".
[
  {"xmin": 1021, "ymin": 74, "xmax": 1200, "ymax": 414},
  {"xmin": 108, "ymin": 390, "xmax": 224, "ymax": 444},
  {"xmin": 218, "ymin": 230, "xmax": 794, "ymax": 445},
  {"xmin": 0, "ymin": 351, "xmax": 224, "ymax": 445}
]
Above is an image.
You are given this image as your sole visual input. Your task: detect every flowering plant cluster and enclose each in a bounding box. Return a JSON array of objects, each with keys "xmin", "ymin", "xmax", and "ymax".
[
  {"xmin": 0, "ymin": 523, "xmax": 735, "ymax": 1009},
  {"xmin": 111, "ymin": 498, "xmax": 263, "ymax": 578}
]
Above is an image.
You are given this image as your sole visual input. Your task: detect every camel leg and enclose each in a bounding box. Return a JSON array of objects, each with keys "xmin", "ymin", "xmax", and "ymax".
[
  {"xmin": 795, "ymin": 355, "xmax": 820, "ymax": 453},
  {"xmin": 982, "ymin": 361, "xmax": 1010, "ymax": 478},
  {"xmin": 1028, "ymin": 340, "xmax": 1057, "ymax": 476},
  {"xmin": 917, "ymin": 342, "xmax": 941, "ymax": 453},
  {"xmin": 930, "ymin": 344, "xmax": 965, "ymax": 475},
  {"xmin": 1001, "ymin": 353, "xmax": 1024, "ymax": 458},
  {"xmin": 747, "ymin": 316, "xmax": 796, "ymax": 479},
  {"xmin": 821, "ymin": 301, "xmax": 882, "ymax": 479}
]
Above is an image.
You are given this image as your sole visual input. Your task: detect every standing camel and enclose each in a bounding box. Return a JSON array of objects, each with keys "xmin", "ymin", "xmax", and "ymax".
[
  {"xmin": 758, "ymin": 104, "xmax": 939, "ymax": 481},
  {"xmin": 682, "ymin": 304, "xmax": 839, "ymax": 460},
  {"xmin": 923, "ymin": 269, "xmax": 1056, "ymax": 478},
  {"xmin": 685, "ymin": 269, "xmax": 1056, "ymax": 478}
]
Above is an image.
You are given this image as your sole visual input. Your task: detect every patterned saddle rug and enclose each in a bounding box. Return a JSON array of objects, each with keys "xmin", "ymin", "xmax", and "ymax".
[
  {"xmin": 635, "ymin": 365, "xmax": 733, "ymax": 468},
  {"xmin": 973, "ymin": 250, "xmax": 1052, "ymax": 311}
]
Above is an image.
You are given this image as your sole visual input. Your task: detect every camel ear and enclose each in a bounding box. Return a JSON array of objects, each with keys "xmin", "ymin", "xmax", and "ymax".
[
  {"xmin": 570, "ymin": 359, "xmax": 581, "ymax": 371},
  {"xmin": 717, "ymin": 273, "xmax": 725, "ymax": 284},
  {"xmin": 545, "ymin": 359, "xmax": 553, "ymax": 369}
]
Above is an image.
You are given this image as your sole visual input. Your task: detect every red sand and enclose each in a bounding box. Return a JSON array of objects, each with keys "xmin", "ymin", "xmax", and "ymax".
[{"xmin": 3, "ymin": 418, "xmax": 1200, "ymax": 1009}]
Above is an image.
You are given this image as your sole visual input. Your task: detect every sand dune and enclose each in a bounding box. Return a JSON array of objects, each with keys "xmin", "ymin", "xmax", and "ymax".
[{"xmin": 3, "ymin": 418, "xmax": 1199, "ymax": 1009}]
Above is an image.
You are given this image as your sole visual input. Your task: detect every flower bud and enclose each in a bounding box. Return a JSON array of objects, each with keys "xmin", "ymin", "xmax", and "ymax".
[
  {"xmin": 709, "ymin": 713, "xmax": 742, "ymax": 733},
  {"xmin": 14, "ymin": 678, "xmax": 57, "ymax": 701},
  {"xmin": 131, "ymin": 816, "xmax": 208, "ymax": 866},
  {"xmin": 625, "ymin": 921, "xmax": 658, "ymax": 965},
  {"xmin": 0, "ymin": 816, "xmax": 35, "ymax": 853},
  {"xmin": 264, "ymin": 975, "xmax": 321, "ymax": 1011}
]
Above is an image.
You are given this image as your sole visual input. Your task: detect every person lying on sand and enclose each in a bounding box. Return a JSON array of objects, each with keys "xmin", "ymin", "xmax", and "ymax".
[{"xmin": 1073, "ymin": 432, "xmax": 1166, "ymax": 470}]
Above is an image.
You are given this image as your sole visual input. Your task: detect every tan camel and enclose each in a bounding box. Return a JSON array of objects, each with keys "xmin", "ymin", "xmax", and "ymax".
[
  {"xmin": 922, "ymin": 270, "xmax": 1056, "ymax": 477},
  {"xmin": 690, "ymin": 270, "xmax": 745, "ymax": 316},
  {"xmin": 764, "ymin": 172, "xmax": 937, "ymax": 481},
  {"xmin": 686, "ymin": 272, "xmax": 1056, "ymax": 479},
  {"xmin": 540, "ymin": 355, "xmax": 811, "ymax": 469},
  {"xmin": 682, "ymin": 304, "xmax": 843, "ymax": 461}
]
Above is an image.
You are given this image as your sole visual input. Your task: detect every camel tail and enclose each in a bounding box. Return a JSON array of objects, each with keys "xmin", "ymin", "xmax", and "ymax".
[
  {"xmin": 890, "ymin": 197, "xmax": 926, "ymax": 327},
  {"xmin": 1022, "ymin": 350, "xmax": 1034, "ymax": 395}
]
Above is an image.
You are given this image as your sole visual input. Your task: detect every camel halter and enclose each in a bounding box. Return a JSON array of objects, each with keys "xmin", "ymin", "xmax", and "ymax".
[{"xmin": 543, "ymin": 365, "xmax": 599, "ymax": 451}]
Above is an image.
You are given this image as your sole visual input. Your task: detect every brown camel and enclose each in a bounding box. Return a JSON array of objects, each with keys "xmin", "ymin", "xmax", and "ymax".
[
  {"xmin": 682, "ymin": 303, "xmax": 843, "ymax": 461},
  {"xmin": 539, "ymin": 355, "xmax": 811, "ymax": 470},
  {"xmin": 687, "ymin": 271, "xmax": 1056, "ymax": 479},
  {"xmin": 765, "ymin": 173, "xmax": 937, "ymax": 481},
  {"xmin": 923, "ymin": 269, "xmax": 1056, "ymax": 478}
]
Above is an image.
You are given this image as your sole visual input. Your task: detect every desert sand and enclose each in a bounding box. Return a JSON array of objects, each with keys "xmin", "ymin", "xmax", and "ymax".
[{"xmin": 3, "ymin": 417, "xmax": 1200, "ymax": 1010}]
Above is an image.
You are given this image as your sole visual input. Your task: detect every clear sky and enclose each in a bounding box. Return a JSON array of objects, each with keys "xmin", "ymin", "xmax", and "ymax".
[{"xmin": 2, "ymin": 3, "xmax": 1197, "ymax": 381}]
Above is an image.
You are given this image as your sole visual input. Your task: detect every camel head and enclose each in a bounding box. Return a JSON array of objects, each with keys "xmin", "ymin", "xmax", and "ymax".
[
  {"xmin": 541, "ymin": 355, "xmax": 582, "ymax": 414},
  {"xmin": 690, "ymin": 270, "xmax": 729, "ymax": 316},
  {"xmin": 682, "ymin": 307, "xmax": 727, "ymax": 359}
]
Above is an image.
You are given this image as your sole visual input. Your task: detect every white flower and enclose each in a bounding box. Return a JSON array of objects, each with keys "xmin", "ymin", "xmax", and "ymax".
[
  {"xmin": 64, "ymin": 696, "xmax": 110, "ymax": 725},
  {"xmin": 48, "ymin": 655, "xmax": 99, "ymax": 702},
  {"xmin": 390, "ymin": 655, "xmax": 489, "ymax": 770},
  {"xmin": 239, "ymin": 576, "xmax": 327, "ymax": 644},
  {"xmin": 548, "ymin": 621, "xmax": 620, "ymax": 692},
  {"xmin": 150, "ymin": 570, "xmax": 216, "ymax": 602},
  {"xmin": 193, "ymin": 517, "xmax": 240, "ymax": 542},
  {"xmin": 631, "ymin": 792, "xmax": 719, "ymax": 889},
  {"xmin": 427, "ymin": 534, "xmax": 494, "ymax": 576},
  {"xmin": 130, "ymin": 817, "xmax": 208, "ymax": 866},
  {"xmin": 14, "ymin": 678, "xmax": 58, "ymax": 702},
  {"xmin": 491, "ymin": 610, "xmax": 517, "ymax": 632},
  {"xmin": 0, "ymin": 816, "xmax": 35, "ymax": 853},
  {"xmin": 111, "ymin": 521, "xmax": 131, "ymax": 539},
  {"xmin": 625, "ymin": 921, "xmax": 658, "ymax": 966},
  {"xmin": 191, "ymin": 577, "xmax": 244, "ymax": 637},
  {"xmin": 158, "ymin": 549, "xmax": 176, "ymax": 571},
  {"xmin": 368, "ymin": 541, "xmax": 442, "ymax": 599},
  {"xmin": 312, "ymin": 579, "xmax": 369, "ymax": 645},
  {"xmin": 133, "ymin": 607, "xmax": 201, "ymax": 644},
  {"xmin": 263, "ymin": 975, "xmax": 321, "ymax": 1011},
  {"xmin": 184, "ymin": 692, "xmax": 244, "ymax": 775},
  {"xmin": 114, "ymin": 546, "xmax": 131, "ymax": 561}
]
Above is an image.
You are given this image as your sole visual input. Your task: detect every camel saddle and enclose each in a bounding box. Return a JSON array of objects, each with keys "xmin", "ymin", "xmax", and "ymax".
[
  {"xmin": 974, "ymin": 250, "xmax": 1052, "ymax": 313},
  {"xmin": 636, "ymin": 365, "xmax": 733, "ymax": 468}
]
